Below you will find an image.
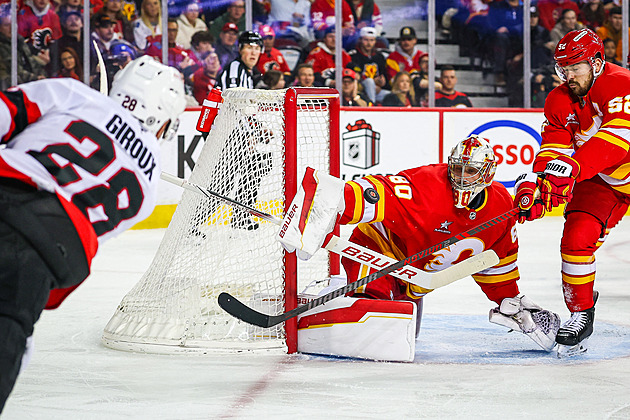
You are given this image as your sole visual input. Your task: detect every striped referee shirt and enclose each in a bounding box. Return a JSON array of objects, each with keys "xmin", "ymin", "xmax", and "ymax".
[{"xmin": 216, "ymin": 58, "xmax": 254, "ymax": 89}]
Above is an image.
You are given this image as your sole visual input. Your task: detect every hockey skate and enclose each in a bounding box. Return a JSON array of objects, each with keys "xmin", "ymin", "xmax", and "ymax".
[
  {"xmin": 489, "ymin": 295, "xmax": 561, "ymax": 351},
  {"xmin": 556, "ymin": 291, "xmax": 598, "ymax": 358}
]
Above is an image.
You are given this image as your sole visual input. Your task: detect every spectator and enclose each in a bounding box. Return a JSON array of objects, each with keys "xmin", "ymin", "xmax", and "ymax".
[
  {"xmin": 487, "ymin": 0, "xmax": 524, "ymax": 86},
  {"xmin": 56, "ymin": 0, "xmax": 83, "ymax": 21},
  {"xmin": 382, "ymin": 71, "xmax": 415, "ymax": 107},
  {"xmin": 256, "ymin": 25, "xmax": 292, "ymax": 79},
  {"xmin": 448, "ymin": 0, "xmax": 492, "ymax": 61},
  {"xmin": 340, "ymin": 67, "xmax": 372, "ymax": 106},
  {"xmin": 209, "ymin": 0, "xmax": 245, "ymax": 41},
  {"xmin": 215, "ymin": 22, "xmax": 240, "ymax": 69},
  {"xmin": 189, "ymin": 30, "xmax": 215, "ymax": 64},
  {"xmin": 305, "ymin": 26, "xmax": 351, "ymax": 87},
  {"xmin": 293, "ymin": 62, "xmax": 315, "ymax": 87},
  {"xmin": 596, "ymin": 7, "xmax": 627, "ymax": 62},
  {"xmin": 17, "ymin": 0, "xmax": 63, "ymax": 54},
  {"xmin": 310, "ymin": 0, "xmax": 355, "ymax": 41},
  {"xmin": 145, "ymin": 18, "xmax": 198, "ymax": 72},
  {"xmin": 0, "ymin": 11, "xmax": 48, "ymax": 89},
  {"xmin": 105, "ymin": 39, "xmax": 137, "ymax": 83},
  {"xmin": 91, "ymin": 14, "xmax": 120, "ymax": 57},
  {"xmin": 385, "ymin": 26, "xmax": 424, "ymax": 81},
  {"xmin": 536, "ymin": 0, "xmax": 580, "ymax": 32},
  {"xmin": 603, "ymin": 37, "xmax": 622, "ymax": 66},
  {"xmin": 435, "ymin": 66, "xmax": 472, "ymax": 108},
  {"xmin": 550, "ymin": 9, "xmax": 583, "ymax": 49},
  {"xmin": 267, "ymin": 0, "xmax": 312, "ymax": 47},
  {"xmin": 132, "ymin": 0, "xmax": 161, "ymax": 51},
  {"xmin": 260, "ymin": 68, "xmax": 286, "ymax": 89},
  {"xmin": 348, "ymin": 26, "xmax": 389, "ymax": 104},
  {"xmin": 57, "ymin": 10, "xmax": 84, "ymax": 63},
  {"xmin": 192, "ymin": 48, "xmax": 220, "ymax": 104},
  {"xmin": 579, "ymin": 0, "xmax": 606, "ymax": 31},
  {"xmin": 343, "ymin": 0, "xmax": 386, "ymax": 50},
  {"xmin": 97, "ymin": 0, "xmax": 134, "ymax": 43},
  {"xmin": 412, "ymin": 52, "xmax": 442, "ymax": 107},
  {"xmin": 530, "ymin": 6, "xmax": 554, "ymax": 70},
  {"xmin": 56, "ymin": 46, "xmax": 82, "ymax": 80},
  {"xmin": 176, "ymin": 1, "xmax": 207, "ymax": 50}
]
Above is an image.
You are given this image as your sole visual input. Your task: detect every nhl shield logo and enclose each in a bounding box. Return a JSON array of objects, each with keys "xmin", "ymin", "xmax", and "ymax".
[{"xmin": 342, "ymin": 119, "xmax": 381, "ymax": 169}]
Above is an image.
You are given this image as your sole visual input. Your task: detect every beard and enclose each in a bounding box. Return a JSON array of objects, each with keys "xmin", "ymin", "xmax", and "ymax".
[{"xmin": 568, "ymin": 72, "xmax": 594, "ymax": 97}]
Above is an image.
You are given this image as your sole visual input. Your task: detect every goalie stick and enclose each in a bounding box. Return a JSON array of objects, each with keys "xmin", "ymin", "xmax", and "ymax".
[
  {"xmin": 218, "ymin": 207, "xmax": 517, "ymax": 328},
  {"xmin": 161, "ymin": 172, "xmax": 498, "ymax": 289},
  {"xmin": 161, "ymin": 173, "xmax": 512, "ymax": 327}
]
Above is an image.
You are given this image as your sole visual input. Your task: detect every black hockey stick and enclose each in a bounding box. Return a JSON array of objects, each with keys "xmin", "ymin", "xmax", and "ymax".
[{"xmin": 218, "ymin": 207, "xmax": 519, "ymax": 328}]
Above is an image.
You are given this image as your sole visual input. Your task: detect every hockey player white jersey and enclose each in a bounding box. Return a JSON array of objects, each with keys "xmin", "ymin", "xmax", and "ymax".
[{"xmin": 0, "ymin": 78, "xmax": 160, "ymax": 243}]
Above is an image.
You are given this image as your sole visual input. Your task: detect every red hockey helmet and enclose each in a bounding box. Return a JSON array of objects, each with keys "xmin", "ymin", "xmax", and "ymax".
[{"xmin": 554, "ymin": 29, "xmax": 605, "ymax": 82}]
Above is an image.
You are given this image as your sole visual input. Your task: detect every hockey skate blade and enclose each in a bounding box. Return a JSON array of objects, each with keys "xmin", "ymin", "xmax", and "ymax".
[
  {"xmin": 425, "ymin": 250, "xmax": 500, "ymax": 289},
  {"xmin": 557, "ymin": 338, "xmax": 589, "ymax": 358}
]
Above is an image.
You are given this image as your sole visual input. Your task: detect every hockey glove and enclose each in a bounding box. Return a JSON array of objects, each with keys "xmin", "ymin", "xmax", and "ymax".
[
  {"xmin": 513, "ymin": 172, "xmax": 545, "ymax": 223},
  {"xmin": 540, "ymin": 156, "xmax": 580, "ymax": 211},
  {"xmin": 277, "ymin": 167, "xmax": 346, "ymax": 261}
]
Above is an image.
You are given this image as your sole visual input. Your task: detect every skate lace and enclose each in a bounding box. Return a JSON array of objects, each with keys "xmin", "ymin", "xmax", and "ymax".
[{"xmin": 562, "ymin": 312, "xmax": 588, "ymax": 333}]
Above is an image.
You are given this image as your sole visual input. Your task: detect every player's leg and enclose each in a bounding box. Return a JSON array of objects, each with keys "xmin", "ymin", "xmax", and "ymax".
[
  {"xmin": 0, "ymin": 220, "xmax": 53, "ymax": 413},
  {"xmin": 556, "ymin": 177, "xmax": 629, "ymax": 356},
  {"xmin": 231, "ymin": 151, "xmax": 272, "ymax": 230}
]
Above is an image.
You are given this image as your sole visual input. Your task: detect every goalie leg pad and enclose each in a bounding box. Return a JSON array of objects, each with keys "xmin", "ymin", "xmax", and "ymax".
[
  {"xmin": 297, "ymin": 296, "xmax": 418, "ymax": 362},
  {"xmin": 489, "ymin": 295, "xmax": 560, "ymax": 351}
]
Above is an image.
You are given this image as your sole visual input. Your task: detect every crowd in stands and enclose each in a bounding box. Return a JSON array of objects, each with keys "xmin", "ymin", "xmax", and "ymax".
[{"xmin": 1, "ymin": 0, "xmax": 628, "ymax": 107}]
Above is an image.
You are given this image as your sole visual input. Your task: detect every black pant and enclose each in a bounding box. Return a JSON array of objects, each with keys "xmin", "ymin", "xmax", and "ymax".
[{"xmin": 0, "ymin": 180, "xmax": 89, "ymax": 413}]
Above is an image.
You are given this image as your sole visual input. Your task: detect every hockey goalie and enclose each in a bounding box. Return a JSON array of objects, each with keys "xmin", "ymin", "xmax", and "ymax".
[{"xmin": 278, "ymin": 135, "xmax": 561, "ymax": 361}]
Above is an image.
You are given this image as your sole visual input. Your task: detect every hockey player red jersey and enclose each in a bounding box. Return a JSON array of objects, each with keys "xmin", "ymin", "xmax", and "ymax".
[
  {"xmin": 338, "ymin": 164, "xmax": 519, "ymax": 303},
  {"xmin": 256, "ymin": 47, "xmax": 292, "ymax": 75},
  {"xmin": 0, "ymin": 78, "xmax": 161, "ymax": 308},
  {"xmin": 534, "ymin": 63, "xmax": 630, "ymax": 193}
]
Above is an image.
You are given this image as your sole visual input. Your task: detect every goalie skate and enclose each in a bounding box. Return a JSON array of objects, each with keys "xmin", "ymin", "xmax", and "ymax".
[
  {"xmin": 489, "ymin": 295, "xmax": 560, "ymax": 351},
  {"xmin": 556, "ymin": 291, "xmax": 598, "ymax": 358}
]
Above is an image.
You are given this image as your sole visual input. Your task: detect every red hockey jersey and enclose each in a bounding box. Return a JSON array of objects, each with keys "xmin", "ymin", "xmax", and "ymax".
[
  {"xmin": 339, "ymin": 164, "xmax": 520, "ymax": 303},
  {"xmin": 535, "ymin": 63, "xmax": 630, "ymax": 193},
  {"xmin": 256, "ymin": 47, "xmax": 292, "ymax": 75}
]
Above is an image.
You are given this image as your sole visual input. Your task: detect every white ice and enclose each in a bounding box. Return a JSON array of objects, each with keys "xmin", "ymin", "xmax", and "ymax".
[{"xmin": 3, "ymin": 217, "xmax": 630, "ymax": 419}]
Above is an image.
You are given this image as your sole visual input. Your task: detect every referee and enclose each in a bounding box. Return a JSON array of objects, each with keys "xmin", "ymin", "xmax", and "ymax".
[
  {"xmin": 217, "ymin": 31, "xmax": 264, "ymax": 89},
  {"xmin": 214, "ymin": 31, "xmax": 271, "ymax": 230}
]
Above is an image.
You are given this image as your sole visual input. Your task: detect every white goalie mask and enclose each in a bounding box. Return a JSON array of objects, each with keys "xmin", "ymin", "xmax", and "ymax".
[
  {"xmin": 448, "ymin": 135, "xmax": 497, "ymax": 208},
  {"xmin": 109, "ymin": 56, "xmax": 187, "ymax": 141}
]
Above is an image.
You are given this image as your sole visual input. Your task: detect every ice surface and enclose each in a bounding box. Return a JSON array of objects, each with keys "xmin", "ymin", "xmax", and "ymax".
[{"xmin": 3, "ymin": 217, "xmax": 630, "ymax": 419}]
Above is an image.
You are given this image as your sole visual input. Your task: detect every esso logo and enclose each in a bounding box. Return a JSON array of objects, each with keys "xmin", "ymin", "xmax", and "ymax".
[
  {"xmin": 493, "ymin": 144, "xmax": 536, "ymax": 165},
  {"xmin": 469, "ymin": 120, "xmax": 542, "ymax": 188}
]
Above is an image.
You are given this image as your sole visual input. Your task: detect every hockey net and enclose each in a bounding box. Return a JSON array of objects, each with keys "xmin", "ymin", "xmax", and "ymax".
[{"xmin": 102, "ymin": 88, "xmax": 339, "ymax": 354}]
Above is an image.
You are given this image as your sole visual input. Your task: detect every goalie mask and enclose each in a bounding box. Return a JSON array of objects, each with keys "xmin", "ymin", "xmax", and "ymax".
[
  {"xmin": 109, "ymin": 56, "xmax": 186, "ymax": 141},
  {"xmin": 448, "ymin": 135, "xmax": 497, "ymax": 208}
]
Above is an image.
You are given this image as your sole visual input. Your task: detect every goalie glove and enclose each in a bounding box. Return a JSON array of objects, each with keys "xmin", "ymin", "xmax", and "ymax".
[
  {"xmin": 513, "ymin": 172, "xmax": 544, "ymax": 223},
  {"xmin": 277, "ymin": 167, "xmax": 346, "ymax": 261},
  {"xmin": 540, "ymin": 155, "xmax": 579, "ymax": 211}
]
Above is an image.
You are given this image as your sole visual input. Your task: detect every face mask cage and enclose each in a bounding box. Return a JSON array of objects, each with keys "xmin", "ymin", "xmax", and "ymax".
[{"xmin": 447, "ymin": 156, "xmax": 495, "ymax": 208}]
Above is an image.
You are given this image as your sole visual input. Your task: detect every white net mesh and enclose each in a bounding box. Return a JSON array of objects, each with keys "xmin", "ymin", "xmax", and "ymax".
[{"xmin": 102, "ymin": 88, "xmax": 336, "ymax": 353}]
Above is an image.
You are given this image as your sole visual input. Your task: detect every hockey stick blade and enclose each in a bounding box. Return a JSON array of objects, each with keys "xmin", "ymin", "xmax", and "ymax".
[
  {"xmin": 218, "ymin": 250, "xmax": 499, "ymax": 328},
  {"xmin": 218, "ymin": 208, "xmax": 517, "ymax": 328}
]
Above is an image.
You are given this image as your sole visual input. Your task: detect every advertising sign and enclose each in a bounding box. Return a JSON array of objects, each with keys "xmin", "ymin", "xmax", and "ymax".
[
  {"xmin": 442, "ymin": 112, "xmax": 545, "ymax": 188},
  {"xmin": 340, "ymin": 110, "xmax": 440, "ymax": 181}
]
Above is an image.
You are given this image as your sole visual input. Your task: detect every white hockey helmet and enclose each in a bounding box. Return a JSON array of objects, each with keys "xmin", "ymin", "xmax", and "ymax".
[
  {"xmin": 448, "ymin": 135, "xmax": 497, "ymax": 208},
  {"xmin": 109, "ymin": 56, "xmax": 187, "ymax": 141}
]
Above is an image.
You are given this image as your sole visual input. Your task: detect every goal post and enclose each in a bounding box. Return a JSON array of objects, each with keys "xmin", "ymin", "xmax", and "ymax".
[{"xmin": 102, "ymin": 87, "xmax": 340, "ymax": 354}]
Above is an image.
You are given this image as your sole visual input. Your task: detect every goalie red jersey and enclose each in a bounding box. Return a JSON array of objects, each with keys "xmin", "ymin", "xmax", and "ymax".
[
  {"xmin": 338, "ymin": 163, "xmax": 520, "ymax": 304},
  {"xmin": 535, "ymin": 63, "xmax": 630, "ymax": 192}
]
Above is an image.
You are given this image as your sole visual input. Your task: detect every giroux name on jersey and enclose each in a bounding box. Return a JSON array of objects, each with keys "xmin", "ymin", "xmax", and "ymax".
[{"xmin": 105, "ymin": 114, "xmax": 157, "ymax": 180}]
